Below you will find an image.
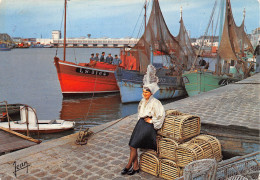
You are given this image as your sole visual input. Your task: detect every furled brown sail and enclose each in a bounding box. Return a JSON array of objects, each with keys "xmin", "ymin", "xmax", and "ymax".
[
  {"xmin": 176, "ymin": 17, "xmax": 197, "ymax": 71},
  {"xmin": 218, "ymin": 0, "xmax": 253, "ymax": 61},
  {"xmin": 129, "ymin": 0, "xmax": 190, "ymax": 74}
]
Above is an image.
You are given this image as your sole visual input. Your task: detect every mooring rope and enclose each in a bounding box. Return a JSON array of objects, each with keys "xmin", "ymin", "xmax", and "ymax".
[
  {"xmin": 75, "ymin": 67, "xmax": 99, "ymax": 145},
  {"xmin": 75, "ymin": 115, "xmax": 131, "ymax": 146}
]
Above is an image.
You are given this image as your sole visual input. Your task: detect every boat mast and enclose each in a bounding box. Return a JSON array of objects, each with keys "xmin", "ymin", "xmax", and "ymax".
[
  {"xmin": 216, "ymin": 0, "xmax": 225, "ymax": 75},
  {"xmin": 144, "ymin": 0, "xmax": 147, "ymax": 32},
  {"xmin": 180, "ymin": 6, "xmax": 182, "ymax": 20},
  {"xmin": 63, "ymin": 0, "xmax": 67, "ymax": 61},
  {"xmin": 150, "ymin": 46, "xmax": 154, "ymax": 65},
  {"xmin": 243, "ymin": 8, "xmax": 246, "ymax": 20},
  {"xmin": 218, "ymin": 0, "xmax": 225, "ymax": 45},
  {"xmin": 242, "ymin": 8, "xmax": 245, "ymax": 58},
  {"xmin": 191, "ymin": 0, "xmax": 218, "ymax": 70}
]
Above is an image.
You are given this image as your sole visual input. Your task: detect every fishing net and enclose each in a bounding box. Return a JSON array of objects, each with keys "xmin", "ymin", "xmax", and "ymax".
[
  {"xmin": 176, "ymin": 18, "xmax": 197, "ymax": 71},
  {"xmin": 129, "ymin": 0, "xmax": 194, "ymax": 74},
  {"xmin": 218, "ymin": 0, "xmax": 254, "ymax": 61}
]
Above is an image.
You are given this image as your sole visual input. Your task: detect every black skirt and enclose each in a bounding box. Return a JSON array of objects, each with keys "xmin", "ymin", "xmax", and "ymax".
[{"xmin": 129, "ymin": 118, "xmax": 157, "ymax": 151}]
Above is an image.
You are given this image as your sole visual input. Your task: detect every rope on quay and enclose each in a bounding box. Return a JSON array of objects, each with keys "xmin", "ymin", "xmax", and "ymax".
[
  {"xmin": 74, "ymin": 67, "xmax": 131, "ymax": 145},
  {"xmin": 75, "ymin": 116, "xmax": 130, "ymax": 146}
]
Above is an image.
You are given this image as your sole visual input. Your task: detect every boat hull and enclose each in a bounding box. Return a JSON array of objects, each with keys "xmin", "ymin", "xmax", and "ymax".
[
  {"xmin": 182, "ymin": 70, "xmax": 238, "ymax": 97},
  {"xmin": 0, "ymin": 120, "xmax": 75, "ymax": 134},
  {"xmin": 0, "ymin": 48, "xmax": 11, "ymax": 51},
  {"xmin": 0, "ymin": 104, "xmax": 23, "ymax": 115},
  {"xmin": 0, "ymin": 43, "xmax": 11, "ymax": 51},
  {"xmin": 115, "ymin": 68, "xmax": 186, "ymax": 103},
  {"xmin": 54, "ymin": 58, "xmax": 119, "ymax": 95}
]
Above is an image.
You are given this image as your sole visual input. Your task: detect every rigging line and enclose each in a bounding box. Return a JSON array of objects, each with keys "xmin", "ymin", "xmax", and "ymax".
[
  {"xmin": 66, "ymin": 5, "xmax": 78, "ymax": 63},
  {"xmin": 244, "ymin": 25, "xmax": 248, "ymax": 34},
  {"xmin": 146, "ymin": 0, "xmax": 151, "ymax": 23},
  {"xmin": 136, "ymin": 19, "xmax": 145, "ymax": 39},
  {"xmin": 130, "ymin": 1, "xmax": 145, "ymax": 38},
  {"xmin": 78, "ymin": 72, "xmax": 98, "ymax": 131},
  {"xmin": 134, "ymin": 0, "xmax": 151, "ymax": 39},
  {"xmin": 56, "ymin": 6, "xmax": 65, "ymax": 57},
  {"xmin": 182, "ymin": 22, "xmax": 196, "ymax": 57},
  {"xmin": 191, "ymin": 0, "xmax": 218, "ymax": 70},
  {"xmin": 209, "ymin": 1, "xmax": 221, "ymax": 47},
  {"xmin": 213, "ymin": 5, "xmax": 220, "ymax": 39}
]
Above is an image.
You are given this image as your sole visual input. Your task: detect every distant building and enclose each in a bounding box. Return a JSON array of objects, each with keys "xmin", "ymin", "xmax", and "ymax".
[
  {"xmin": 52, "ymin": 37, "xmax": 139, "ymax": 48},
  {"xmin": 11, "ymin": 30, "xmax": 139, "ymax": 48},
  {"xmin": 192, "ymin": 35, "xmax": 219, "ymax": 47},
  {"xmin": 0, "ymin": 33, "xmax": 14, "ymax": 43},
  {"xmin": 36, "ymin": 38, "xmax": 53, "ymax": 46},
  {"xmin": 12, "ymin": 37, "xmax": 22, "ymax": 44},
  {"xmin": 52, "ymin": 30, "xmax": 61, "ymax": 40},
  {"xmin": 251, "ymin": 27, "xmax": 260, "ymax": 47}
]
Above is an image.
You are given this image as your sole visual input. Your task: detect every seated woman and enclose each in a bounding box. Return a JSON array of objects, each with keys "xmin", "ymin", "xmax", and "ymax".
[{"xmin": 121, "ymin": 83, "xmax": 165, "ymax": 175}]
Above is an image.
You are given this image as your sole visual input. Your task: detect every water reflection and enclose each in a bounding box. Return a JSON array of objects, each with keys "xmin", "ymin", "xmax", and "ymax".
[
  {"xmin": 60, "ymin": 93, "xmax": 138, "ymax": 131},
  {"xmin": 34, "ymin": 94, "xmax": 184, "ymax": 141}
]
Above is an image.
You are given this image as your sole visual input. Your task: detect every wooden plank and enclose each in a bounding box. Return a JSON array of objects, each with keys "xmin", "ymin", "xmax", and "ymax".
[{"xmin": 0, "ymin": 128, "xmax": 39, "ymax": 154}]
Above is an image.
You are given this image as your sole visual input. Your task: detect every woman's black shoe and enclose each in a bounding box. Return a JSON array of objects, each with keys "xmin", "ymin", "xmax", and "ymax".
[
  {"xmin": 127, "ymin": 168, "xmax": 140, "ymax": 175},
  {"xmin": 121, "ymin": 167, "xmax": 130, "ymax": 175}
]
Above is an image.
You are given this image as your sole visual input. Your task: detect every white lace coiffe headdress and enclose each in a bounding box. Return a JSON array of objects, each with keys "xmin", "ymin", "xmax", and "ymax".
[{"xmin": 143, "ymin": 64, "xmax": 159, "ymax": 95}]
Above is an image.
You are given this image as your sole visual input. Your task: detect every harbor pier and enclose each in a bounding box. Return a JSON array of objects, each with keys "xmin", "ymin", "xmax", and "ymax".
[
  {"xmin": 52, "ymin": 38, "xmax": 139, "ymax": 48},
  {"xmin": 0, "ymin": 73, "xmax": 259, "ymax": 179}
]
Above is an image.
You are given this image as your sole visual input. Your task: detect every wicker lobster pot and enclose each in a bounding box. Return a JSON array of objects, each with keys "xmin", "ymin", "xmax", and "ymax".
[
  {"xmin": 191, "ymin": 135, "xmax": 222, "ymax": 161},
  {"xmin": 158, "ymin": 137, "xmax": 179, "ymax": 161},
  {"xmin": 158, "ymin": 115, "xmax": 201, "ymax": 142},
  {"xmin": 140, "ymin": 151, "xmax": 160, "ymax": 177},
  {"xmin": 165, "ymin": 109, "xmax": 185, "ymax": 117},
  {"xmin": 176, "ymin": 143, "xmax": 204, "ymax": 168},
  {"xmin": 159, "ymin": 159, "xmax": 183, "ymax": 180}
]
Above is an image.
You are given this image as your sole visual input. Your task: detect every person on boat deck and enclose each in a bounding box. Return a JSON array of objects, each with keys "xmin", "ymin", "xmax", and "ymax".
[
  {"xmin": 204, "ymin": 62, "xmax": 209, "ymax": 70},
  {"xmin": 90, "ymin": 53, "xmax": 95, "ymax": 61},
  {"xmin": 199, "ymin": 59, "xmax": 206, "ymax": 66},
  {"xmin": 94, "ymin": 53, "xmax": 99, "ymax": 61},
  {"xmin": 100, "ymin": 52, "xmax": 105, "ymax": 62},
  {"xmin": 105, "ymin": 53, "xmax": 113, "ymax": 64},
  {"xmin": 254, "ymin": 40, "xmax": 260, "ymax": 73},
  {"xmin": 112, "ymin": 55, "xmax": 122, "ymax": 66},
  {"xmin": 89, "ymin": 53, "xmax": 97, "ymax": 66},
  {"xmin": 121, "ymin": 83, "xmax": 165, "ymax": 176}
]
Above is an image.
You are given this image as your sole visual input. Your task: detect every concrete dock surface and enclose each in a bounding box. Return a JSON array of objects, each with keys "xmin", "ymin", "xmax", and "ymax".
[{"xmin": 0, "ymin": 73, "xmax": 259, "ymax": 179}]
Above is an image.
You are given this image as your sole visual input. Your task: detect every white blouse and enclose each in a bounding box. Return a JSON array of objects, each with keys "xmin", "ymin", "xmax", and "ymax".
[{"xmin": 138, "ymin": 95, "xmax": 165, "ymax": 130}]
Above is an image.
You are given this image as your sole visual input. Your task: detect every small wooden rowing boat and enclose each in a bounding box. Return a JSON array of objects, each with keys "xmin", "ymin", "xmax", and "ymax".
[
  {"xmin": 0, "ymin": 105, "xmax": 75, "ymax": 133},
  {"xmin": 0, "ymin": 102, "xmax": 23, "ymax": 121}
]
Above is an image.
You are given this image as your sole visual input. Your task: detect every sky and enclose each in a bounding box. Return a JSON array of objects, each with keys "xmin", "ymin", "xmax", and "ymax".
[{"xmin": 0, "ymin": 0, "xmax": 259, "ymax": 39}]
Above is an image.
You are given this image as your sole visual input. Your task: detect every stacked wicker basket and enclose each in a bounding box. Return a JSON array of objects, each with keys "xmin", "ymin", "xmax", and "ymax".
[{"xmin": 139, "ymin": 109, "xmax": 222, "ymax": 180}]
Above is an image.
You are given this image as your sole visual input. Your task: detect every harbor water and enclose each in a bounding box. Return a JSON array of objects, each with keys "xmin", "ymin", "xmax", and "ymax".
[{"xmin": 0, "ymin": 48, "xmax": 182, "ymax": 141}]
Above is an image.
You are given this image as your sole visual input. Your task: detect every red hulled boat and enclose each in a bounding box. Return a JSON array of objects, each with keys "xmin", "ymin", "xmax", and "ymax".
[
  {"xmin": 54, "ymin": 0, "xmax": 119, "ymax": 96},
  {"xmin": 54, "ymin": 58, "xmax": 119, "ymax": 96}
]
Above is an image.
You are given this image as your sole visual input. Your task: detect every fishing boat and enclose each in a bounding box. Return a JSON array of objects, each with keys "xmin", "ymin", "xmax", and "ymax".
[
  {"xmin": 0, "ymin": 102, "xmax": 23, "ymax": 121},
  {"xmin": 0, "ymin": 43, "xmax": 11, "ymax": 51},
  {"xmin": 0, "ymin": 34, "xmax": 13, "ymax": 51},
  {"xmin": 115, "ymin": 1, "xmax": 195, "ymax": 103},
  {"xmin": 0, "ymin": 105, "xmax": 75, "ymax": 133},
  {"xmin": 54, "ymin": 0, "xmax": 120, "ymax": 96},
  {"xmin": 182, "ymin": 0, "xmax": 254, "ymax": 97}
]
